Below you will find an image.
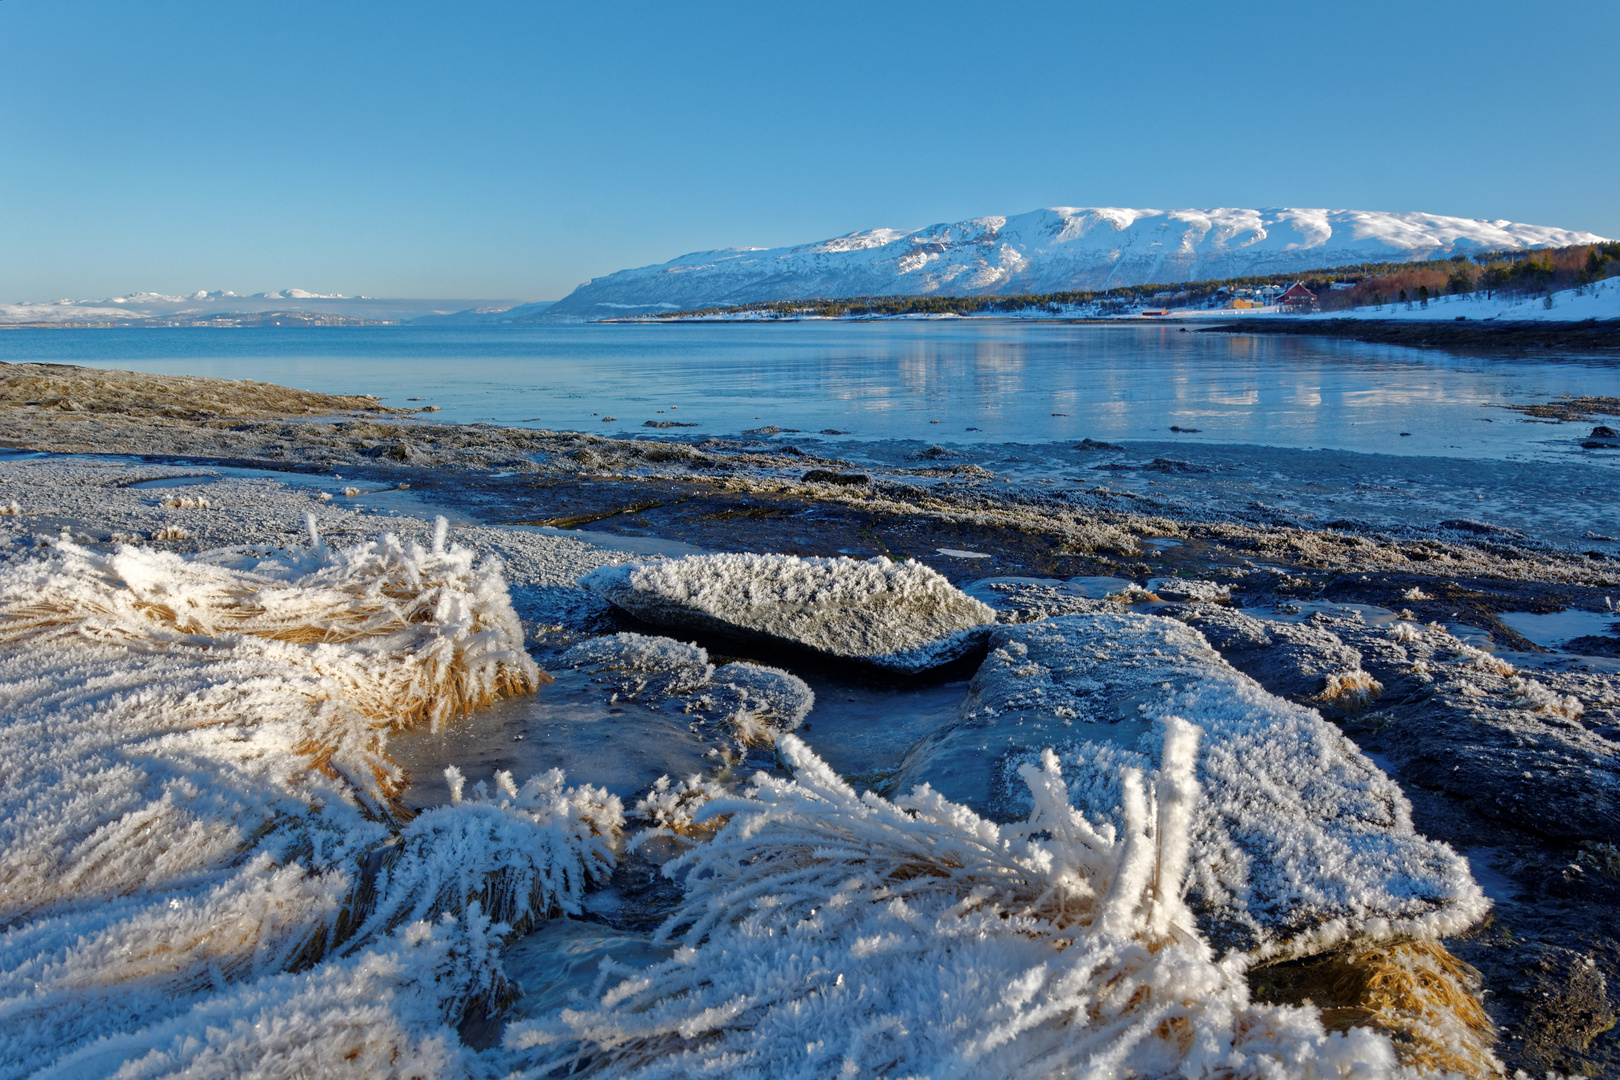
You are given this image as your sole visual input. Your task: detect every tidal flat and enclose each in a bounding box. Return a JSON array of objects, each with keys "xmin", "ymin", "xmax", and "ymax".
[{"xmin": 0, "ymin": 356, "xmax": 1616, "ymax": 1077}]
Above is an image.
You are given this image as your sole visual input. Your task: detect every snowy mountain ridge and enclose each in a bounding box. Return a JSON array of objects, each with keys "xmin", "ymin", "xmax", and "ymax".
[{"xmin": 544, "ymin": 206, "xmax": 1608, "ymax": 320}]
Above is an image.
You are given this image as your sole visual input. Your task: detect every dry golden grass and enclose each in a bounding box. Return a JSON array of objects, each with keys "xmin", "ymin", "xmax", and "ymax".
[
  {"xmin": 1250, "ymin": 939, "xmax": 1502, "ymax": 1077},
  {"xmin": 1313, "ymin": 669, "xmax": 1385, "ymax": 711},
  {"xmin": 0, "ymin": 361, "xmax": 407, "ymax": 420}
]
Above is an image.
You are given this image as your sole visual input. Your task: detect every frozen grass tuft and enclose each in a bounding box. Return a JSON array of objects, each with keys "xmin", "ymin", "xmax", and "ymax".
[
  {"xmin": 1251, "ymin": 940, "xmax": 1500, "ymax": 1077},
  {"xmin": 0, "ymin": 518, "xmax": 617, "ymax": 1077},
  {"xmin": 1316, "ymin": 669, "xmax": 1386, "ymax": 710},
  {"xmin": 631, "ymin": 774, "xmax": 726, "ymax": 843},
  {"xmin": 1388, "ymin": 620, "xmax": 1422, "ymax": 643},
  {"xmin": 1508, "ymin": 675, "xmax": 1584, "ymax": 719},
  {"xmin": 507, "ymin": 731, "xmax": 1402, "ymax": 1079}
]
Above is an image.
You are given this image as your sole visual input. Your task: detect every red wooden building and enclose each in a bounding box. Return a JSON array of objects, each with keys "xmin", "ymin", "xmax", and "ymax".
[{"xmin": 1277, "ymin": 282, "xmax": 1317, "ymax": 313}]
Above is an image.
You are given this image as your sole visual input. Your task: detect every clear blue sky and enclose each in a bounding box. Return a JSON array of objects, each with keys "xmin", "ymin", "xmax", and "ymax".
[{"xmin": 3, "ymin": 0, "xmax": 1616, "ymax": 302}]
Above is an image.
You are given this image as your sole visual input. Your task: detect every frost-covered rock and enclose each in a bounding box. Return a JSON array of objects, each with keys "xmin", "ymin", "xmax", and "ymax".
[
  {"xmin": 1167, "ymin": 603, "xmax": 1373, "ymax": 706},
  {"xmin": 890, "ymin": 613, "xmax": 1487, "ymax": 958},
  {"xmin": 1146, "ymin": 576, "xmax": 1230, "ymax": 602},
  {"xmin": 560, "ymin": 631, "xmax": 814, "ymax": 745},
  {"xmin": 581, "ymin": 553, "xmax": 996, "ymax": 672},
  {"xmin": 1306, "ymin": 615, "xmax": 1620, "ymax": 846}
]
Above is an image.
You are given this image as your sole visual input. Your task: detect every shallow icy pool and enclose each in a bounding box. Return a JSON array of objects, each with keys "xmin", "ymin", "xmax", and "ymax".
[{"xmin": 1498, "ymin": 608, "xmax": 1620, "ymax": 649}]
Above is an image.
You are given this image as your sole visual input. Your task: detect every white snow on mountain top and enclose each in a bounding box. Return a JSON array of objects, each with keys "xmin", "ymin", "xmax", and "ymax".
[{"xmin": 546, "ymin": 206, "xmax": 1607, "ymax": 319}]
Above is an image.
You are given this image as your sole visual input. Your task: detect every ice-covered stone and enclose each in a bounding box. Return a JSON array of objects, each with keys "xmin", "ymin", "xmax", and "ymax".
[
  {"xmin": 1145, "ymin": 576, "xmax": 1230, "ymax": 602},
  {"xmin": 1166, "ymin": 603, "xmax": 1371, "ymax": 705},
  {"xmin": 581, "ymin": 553, "xmax": 996, "ymax": 673},
  {"xmin": 890, "ymin": 612, "xmax": 1487, "ymax": 958},
  {"xmin": 560, "ymin": 631, "xmax": 814, "ymax": 743}
]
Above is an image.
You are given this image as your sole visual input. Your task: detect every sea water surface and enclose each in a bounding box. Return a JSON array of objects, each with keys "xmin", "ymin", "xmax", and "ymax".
[{"xmin": 4, "ymin": 321, "xmax": 1619, "ymax": 464}]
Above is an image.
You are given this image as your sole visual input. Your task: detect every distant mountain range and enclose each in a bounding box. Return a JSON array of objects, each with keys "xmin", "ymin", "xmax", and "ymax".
[
  {"xmin": 541, "ymin": 207, "xmax": 1608, "ymax": 320},
  {"xmin": 0, "ymin": 293, "xmax": 533, "ymax": 326}
]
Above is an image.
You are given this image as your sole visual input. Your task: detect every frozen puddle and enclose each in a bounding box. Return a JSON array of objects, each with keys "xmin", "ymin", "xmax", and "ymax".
[
  {"xmin": 1248, "ymin": 599, "xmax": 1399, "ymax": 627},
  {"xmin": 1498, "ymin": 608, "xmax": 1620, "ymax": 649},
  {"xmin": 935, "ymin": 547, "xmax": 991, "ymax": 558},
  {"xmin": 390, "ymin": 668, "xmax": 722, "ymax": 807},
  {"xmin": 793, "ymin": 676, "xmax": 969, "ymax": 784},
  {"xmin": 125, "ymin": 474, "xmax": 219, "ymax": 489},
  {"xmin": 392, "ymin": 662, "xmax": 976, "ymax": 805},
  {"xmin": 961, "ymin": 574, "xmax": 1135, "ymax": 607}
]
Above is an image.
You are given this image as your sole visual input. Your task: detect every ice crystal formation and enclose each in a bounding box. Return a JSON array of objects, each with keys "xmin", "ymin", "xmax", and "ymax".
[
  {"xmin": 0, "ymin": 520, "xmax": 621, "ymax": 1077},
  {"xmin": 507, "ymin": 733, "xmax": 1408, "ymax": 1078}
]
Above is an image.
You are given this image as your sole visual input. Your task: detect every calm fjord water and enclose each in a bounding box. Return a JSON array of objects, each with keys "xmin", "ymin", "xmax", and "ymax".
[{"xmin": 3, "ymin": 321, "xmax": 1618, "ymax": 463}]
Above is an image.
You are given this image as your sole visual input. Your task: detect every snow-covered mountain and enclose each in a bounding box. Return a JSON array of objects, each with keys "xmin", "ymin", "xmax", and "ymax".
[{"xmin": 544, "ymin": 207, "xmax": 1608, "ymax": 319}]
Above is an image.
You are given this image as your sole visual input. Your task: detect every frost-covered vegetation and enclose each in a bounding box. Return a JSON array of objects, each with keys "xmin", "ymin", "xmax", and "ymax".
[
  {"xmin": 583, "ymin": 552, "xmax": 996, "ymax": 672},
  {"xmin": 0, "ymin": 519, "xmax": 621, "ymax": 1077},
  {"xmin": 508, "ymin": 732, "xmax": 1409, "ymax": 1078}
]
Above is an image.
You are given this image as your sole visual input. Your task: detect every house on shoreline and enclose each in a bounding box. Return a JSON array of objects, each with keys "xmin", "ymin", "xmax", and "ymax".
[{"xmin": 1277, "ymin": 282, "xmax": 1318, "ymax": 313}]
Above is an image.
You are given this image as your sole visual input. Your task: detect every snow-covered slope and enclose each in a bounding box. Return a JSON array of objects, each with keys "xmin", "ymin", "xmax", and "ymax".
[
  {"xmin": 1299, "ymin": 274, "xmax": 1620, "ymax": 323},
  {"xmin": 546, "ymin": 207, "xmax": 1606, "ymax": 319}
]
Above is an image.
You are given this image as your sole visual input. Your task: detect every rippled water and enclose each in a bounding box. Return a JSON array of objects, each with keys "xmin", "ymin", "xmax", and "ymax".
[{"xmin": 5, "ymin": 322, "xmax": 1619, "ymax": 463}]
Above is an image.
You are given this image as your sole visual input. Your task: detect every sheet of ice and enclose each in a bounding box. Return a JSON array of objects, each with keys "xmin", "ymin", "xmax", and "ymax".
[
  {"xmin": 889, "ymin": 613, "xmax": 1487, "ymax": 958},
  {"xmin": 792, "ymin": 677, "xmax": 969, "ymax": 784},
  {"xmin": 1146, "ymin": 576, "xmax": 1230, "ymax": 602},
  {"xmin": 1497, "ymin": 608, "xmax": 1620, "ymax": 649},
  {"xmin": 504, "ymin": 734, "xmax": 1401, "ymax": 1078},
  {"xmin": 581, "ymin": 552, "xmax": 996, "ymax": 672},
  {"xmin": 394, "ymin": 633, "xmax": 813, "ymax": 808}
]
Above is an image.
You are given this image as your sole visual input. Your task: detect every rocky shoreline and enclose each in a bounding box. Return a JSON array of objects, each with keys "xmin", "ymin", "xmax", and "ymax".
[
  {"xmin": 1200, "ymin": 317, "xmax": 1620, "ymax": 354},
  {"xmin": 0, "ymin": 362, "xmax": 1616, "ymax": 1074}
]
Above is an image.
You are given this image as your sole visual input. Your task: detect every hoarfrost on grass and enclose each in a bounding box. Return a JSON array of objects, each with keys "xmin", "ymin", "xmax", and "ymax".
[
  {"xmin": 0, "ymin": 518, "xmax": 621, "ymax": 1077},
  {"xmin": 507, "ymin": 733, "xmax": 1401, "ymax": 1079}
]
